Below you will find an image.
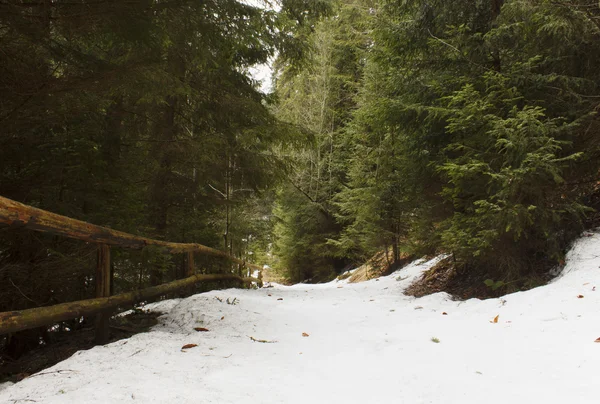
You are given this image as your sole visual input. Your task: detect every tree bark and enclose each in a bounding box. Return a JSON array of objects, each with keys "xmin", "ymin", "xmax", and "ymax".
[
  {"xmin": 95, "ymin": 244, "xmax": 111, "ymax": 344},
  {"xmin": 0, "ymin": 195, "xmax": 263, "ymax": 271},
  {"xmin": 0, "ymin": 273, "xmax": 257, "ymax": 336},
  {"xmin": 491, "ymin": 0, "xmax": 504, "ymax": 19}
]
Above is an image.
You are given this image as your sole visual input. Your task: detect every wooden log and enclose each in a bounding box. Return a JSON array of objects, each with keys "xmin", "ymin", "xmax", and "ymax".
[
  {"xmin": 0, "ymin": 195, "xmax": 262, "ymax": 271},
  {"xmin": 186, "ymin": 251, "xmax": 195, "ymax": 278},
  {"xmin": 186, "ymin": 251, "xmax": 195, "ymax": 296},
  {"xmin": 95, "ymin": 244, "xmax": 111, "ymax": 344},
  {"xmin": 0, "ymin": 273, "xmax": 257, "ymax": 336}
]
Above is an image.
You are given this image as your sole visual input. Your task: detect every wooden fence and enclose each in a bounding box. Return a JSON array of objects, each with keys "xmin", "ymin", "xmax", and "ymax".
[{"xmin": 0, "ymin": 195, "xmax": 263, "ymax": 343}]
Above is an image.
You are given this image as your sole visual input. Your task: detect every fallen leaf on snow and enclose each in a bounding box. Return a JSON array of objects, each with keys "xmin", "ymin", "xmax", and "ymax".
[
  {"xmin": 277, "ymin": 298, "xmax": 283, "ymax": 301},
  {"xmin": 194, "ymin": 327, "xmax": 209, "ymax": 332},
  {"xmin": 221, "ymin": 316, "xmax": 225, "ymax": 320},
  {"xmin": 490, "ymin": 315, "xmax": 499, "ymax": 323},
  {"xmin": 442, "ymin": 312, "xmax": 448, "ymax": 315},
  {"xmin": 302, "ymin": 332, "xmax": 309, "ymax": 337},
  {"xmin": 181, "ymin": 344, "xmax": 198, "ymax": 350},
  {"xmin": 595, "ymin": 337, "xmax": 600, "ymax": 343},
  {"xmin": 578, "ymin": 295, "xmax": 584, "ymax": 299}
]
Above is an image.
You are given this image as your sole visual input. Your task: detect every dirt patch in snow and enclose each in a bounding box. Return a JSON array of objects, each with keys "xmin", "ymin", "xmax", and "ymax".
[
  {"xmin": 405, "ymin": 252, "xmax": 558, "ymax": 300},
  {"xmin": 345, "ymin": 252, "xmax": 387, "ymax": 283},
  {"xmin": 343, "ymin": 250, "xmax": 412, "ymax": 284},
  {"xmin": 261, "ymin": 266, "xmax": 292, "ymax": 285},
  {"xmin": 404, "ymin": 257, "xmax": 500, "ymax": 300}
]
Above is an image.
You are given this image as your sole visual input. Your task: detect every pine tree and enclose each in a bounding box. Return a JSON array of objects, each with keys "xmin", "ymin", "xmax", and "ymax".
[
  {"xmin": 0, "ymin": 0, "xmax": 335, "ymax": 352},
  {"xmin": 340, "ymin": 0, "xmax": 600, "ymax": 280},
  {"xmin": 272, "ymin": 0, "xmax": 371, "ymax": 282}
]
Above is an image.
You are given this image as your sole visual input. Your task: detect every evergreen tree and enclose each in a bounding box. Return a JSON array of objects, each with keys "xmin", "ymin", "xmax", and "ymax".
[
  {"xmin": 340, "ymin": 0, "xmax": 600, "ymax": 280},
  {"xmin": 0, "ymin": 0, "xmax": 334, "ymax": 354},
  {"xmin": 272, "ymin": 0, "xmax": 371, "ymax": 282}
]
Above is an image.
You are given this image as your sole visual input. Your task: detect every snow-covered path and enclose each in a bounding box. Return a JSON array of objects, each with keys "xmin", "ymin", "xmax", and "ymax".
[{"xmin": 2, "ymin": 234, "xmax": 600, "ymax": 403}]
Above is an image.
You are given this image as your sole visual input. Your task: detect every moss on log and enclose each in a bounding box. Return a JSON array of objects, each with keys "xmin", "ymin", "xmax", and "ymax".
[
  {"xmin": 0, "ymin": 273, "xmax": 257, "ymax": 335},
  {"xmin": 0, "ymin": 195, "xmax": 262, "ymax": 271}
]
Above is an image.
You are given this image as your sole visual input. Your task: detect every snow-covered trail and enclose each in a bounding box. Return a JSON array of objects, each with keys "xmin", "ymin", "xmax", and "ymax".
[{"xmin": 2, "ymin": 234, "xmax": 600, "ymax": 403}]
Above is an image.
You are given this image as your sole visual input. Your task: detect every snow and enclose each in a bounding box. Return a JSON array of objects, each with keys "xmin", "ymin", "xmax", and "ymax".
[{"xmin": 2, "ymin": 234, "xmax": 600, "ymax": 403}]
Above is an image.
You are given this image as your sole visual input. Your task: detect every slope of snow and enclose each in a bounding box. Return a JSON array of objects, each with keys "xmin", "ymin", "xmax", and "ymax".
[{"xmin": 2, "ymin": 235, "xmax": 600, "ymax": 403}]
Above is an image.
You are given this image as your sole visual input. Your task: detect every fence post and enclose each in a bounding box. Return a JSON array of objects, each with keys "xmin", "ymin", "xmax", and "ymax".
[
  {"xmin": 187, "ymin": 251, "xmax": 195, "ymax": 295},
  {"xmin": 95, "ymin": 244, "xmax": 111, "ymax": 344}
]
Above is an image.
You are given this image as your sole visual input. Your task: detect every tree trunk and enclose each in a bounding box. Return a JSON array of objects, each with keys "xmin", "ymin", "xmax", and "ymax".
[
  {"xmin": 95, "ymin": 244, "xmax": 111, "ymax": 344},
  {"xmin": 491, "ymin": 0, "xmax": 504, "ymax": 18}
]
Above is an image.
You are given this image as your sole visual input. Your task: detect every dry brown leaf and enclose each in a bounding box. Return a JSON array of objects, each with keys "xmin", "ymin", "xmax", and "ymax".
[
  {"xmin": 595, "ymin": 337, "xmax": 600, "ymax": 343},
  {"xmin": 578, "ymin": 295, "xmax": 585, "ymax": 299},
  {"xmin": 442, "ymin": 312, "xmax": 448, "ymax": 315},
  {"xmin": 268, "ymin": 294, "xmax": 272, "ymax": 296},
  {"xmin": 181, "ymin": 344, "xmax": 198, "ymax": 350},
  {"xmin": 221, "ymin": 316, "xmax": 225, "ymax": 320},
  {"xmin": 277, "ymin": 298, "xmax": 283, "ymax": 301},
  {"xmin": 302, "ymin": 332, "xmax": 309, "ymax": 337},
  {"xmin": 490, "ymin": 315, "xmax": 499, "ymax": 324},
  {"xmin": 194, "ymin": 327, "xmax": 209, "ymax": 332}
]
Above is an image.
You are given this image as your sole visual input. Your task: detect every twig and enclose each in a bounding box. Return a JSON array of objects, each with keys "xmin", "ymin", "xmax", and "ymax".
[
  {"xmin": 427, "ymin": 29, "xmax": 497, "ymax": 75},
  {"xmin": 207, "ymin": 183, "xmax": 227, "ymax": 198},
  {"xmin": 128, "ymin": 349, "xmax": 143, "ymax": 357},
  {"xmin": 248, "ymin": 335, "xmax": 277, "ymax": 343},
  {"xmin": 427, "ymin": 29, "xmax": 462, "ymax": 54},
  {"xmin": 26, "ymin": 369, "xmax": 76, "ymax": 379},
  {"xmin": 9, "ymin": 278, "xmax": 41, "ymax": 305},
  {"xmin": 200, "ymin": 353, "xmax": 233, "ymax": 358}
]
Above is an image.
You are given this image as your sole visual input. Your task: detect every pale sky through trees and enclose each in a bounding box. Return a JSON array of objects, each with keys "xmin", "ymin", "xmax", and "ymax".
[{"xmin": 244, "ymin": 0, "xmax": 277, "ymax": 93}]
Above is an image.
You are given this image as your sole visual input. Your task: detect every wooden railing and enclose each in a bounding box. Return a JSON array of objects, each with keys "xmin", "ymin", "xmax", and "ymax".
[{"xmin": 0, "ymin": 195, "xmax": 263, "ymax": 343}]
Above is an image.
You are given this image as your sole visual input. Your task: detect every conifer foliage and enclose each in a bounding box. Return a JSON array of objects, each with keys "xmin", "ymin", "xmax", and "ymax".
[
  {"xmin": 273, "ymin": 0, "xmax": 600, "ymax": 283},
  {"xmin": 0, "ymin": 0, "xmax": 329, "ymax": 346},
  {"xmin": 2, "ymin": 0, "xmax": 600, "ymax": 310}
]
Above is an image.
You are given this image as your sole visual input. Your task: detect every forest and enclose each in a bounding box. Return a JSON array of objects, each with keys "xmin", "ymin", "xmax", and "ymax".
[{"xmin": 1, "ymin": 0, "xmax": 600, "ymax": 357}]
